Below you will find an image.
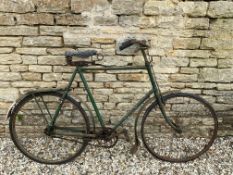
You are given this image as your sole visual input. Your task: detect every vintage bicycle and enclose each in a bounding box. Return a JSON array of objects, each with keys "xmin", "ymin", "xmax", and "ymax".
[{"xmin": 8, "ymin": 39, "xmax": 218, "ymax": 164}]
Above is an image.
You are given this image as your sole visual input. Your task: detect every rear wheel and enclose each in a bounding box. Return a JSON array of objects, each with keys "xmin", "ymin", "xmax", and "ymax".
[
  {"xmin": 9, "ymin": 91, "xmax": 90, "ymax": 164},
  {"xmin": 141, "ymin": 92, "xmax": 218, "ymax": 163}
]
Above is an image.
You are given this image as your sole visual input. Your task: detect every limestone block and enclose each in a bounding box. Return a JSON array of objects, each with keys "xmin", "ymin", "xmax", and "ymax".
[
  {"xmin": 32, "ymin": 81, "xmax": 56, "ymax": 88},
  {"xmin": 11, "ymin": 81, "xmax": 34, "ymax": 88},
  {"xmin": 96, "ymin": 56, "xmax": 133, "ymax": 66},
  {"xmin": 0, "ymin": 26, "xmax": 38, "ymax": 36},
  {"xmin": 93, "ymin": 89, "xmax": 113, "ymax": 95},
  {"xmin": 109, "ymin": 94, "xmax": 134, "ymax": 103},
  {"xmin": 55, "ymin": 14, "xmax": 88, "ymax": 26},
  {"xmin": 64, "ymin": 33, "xmax": 91, "ymax": 47},
  {"xmin": 158, "ymin": 16, "xmax": 184, "ymax": 29},
  {"xmin": 35, "ymin": 0, "xmax": 69, "ymax": 13},
  {"xmin": 0, "ymin": 54, "xmax": 21, "ymax": 64},
  {"xmin": 16, "ymin": 13, "xmax": 54, "ymax": 25},
  {"xmin": 23, "ymin": 36, "xmax": 62, "ymax": 47},
  {"xmin": 170, "ymin": 74, "xmax": 197, "ymax": 82},
  {"xmin": 29, "ymin": 65, "xmax": 52, "ymax": 73},
  {"xmin": 211, "ymin": 50, "xmax": 233, "ymax": 59},
  {"xmin": 93, "ymin": 15, "xmax": 118, "ymax": 26},
  {"xmin": 179, "ymin": 1, "xmax": 208, "ymax": 17},
  {"xmin": 0, "ymin": 14, "xmax": 15, "ymax": 25},
  {"xmin": 201, "ymin": 39, "xmax": 233, "ymax": 50},
  {"xmin": 47, "ymin": 48, "xmax": 75, "ymax": 55},
  {"xmin": 0, "ymin": 66, "xmax": 9, "ymax": 72},
  {"xmin": 38, "ymin": 56, "xmax": 66, "ymax": 65},
  {"xmin": 92, "ymin": 38, "xmax": 115, "ymax": 45},
  {"xmin": 218, "ymin": 59, "xmax": 233, "ymax": 68},
  {"xmin": 0, "ymin": 88, "xmax": 19, "ymax": 101},
  {"xmin": 22, "ymin": 56, "xmax": 37, "ymax": 65},
  {"xmin": 170, "ymin": 50, "xmax": 210, "ymax": 58},
  {"xmin": 144, "ymin": 0, "xmax": 179, "ymax": 16},
  {"xmin": 10, "ymin": 65, "xmax": 28, "ymax": 72},
  {"xmin": 71, "ymin": 0, "xmax": 93, "ymax": 13},
  {"xmin": 180, "ymin": 68, "xmax": 199, "ymax": 74},
  {"xmin": 185, "ymin": 18, "xmax": 209, "ymax": 29},
  {"xmin": 16, "ymin": 48, "xmax": 47, "ymax": 55},
  {"xmin": 0, "ymin": 72, "xmax": 21, "ymax": 81},
  {"xmin": 21, "ymin": 73, "xmax": 42, "ymax": 81},
  {"xmin": 95, "ymin": 73, "xmax": 116, "ymax": 82},
  {"xmin": 208, "ymin": 1, "xmax": 233, "ymax": 18},
  {"xmin": 112, "ymin": 0, "xmax": 144, "ymax": 15},
  {"xmin": 190, "ymin": 58, "xmax": 217, "ymax": 67},
  {"xmin": 173, "ymin": 38, "xmax": 201, "ymax": 49},
  {"xmin": 53, "ymin": 66, "xmax": 74, "ymax": 73},
  {"xmin": 0, "ymin": 0, "xmax": 34, "ymax": 13},
  {"xmin": 210, "ymin": 19, "xmax": 233, "ymax": 30},
  {"xmin": 0, "ymin": 37, "xmax": 22, "ymax": 47},
  {"xmin": 43, "ymin": 73, "xmax": 63, "ymax": 81},
  {"xmin": 200, "ymin": 68, "xmax": 233, "ymax": 82},
  {"xmin": 0, "ymin": 48, "xmax": 13, "ymax": 54},
  {"xmin": 118, "ymin": 74, "xmax": 148, "ymax": 81},
  {"xmin": 40, "ymin": 26, "xmax": 70, "ymax": 36}
]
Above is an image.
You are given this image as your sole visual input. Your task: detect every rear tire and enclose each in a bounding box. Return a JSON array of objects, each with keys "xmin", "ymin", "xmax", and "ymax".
[
  {"xmin": 9, "ymin": 91, "xmax": 90, "ymax": 164},
  {"xmin": 141, "ymin": 92, "xmax": 218, "ymax": 163}
]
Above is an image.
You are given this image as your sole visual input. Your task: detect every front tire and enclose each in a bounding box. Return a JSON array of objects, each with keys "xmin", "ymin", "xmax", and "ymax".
[{"xmin": 141, "ymin": 92, "xmax": 218, "ymax": 163}]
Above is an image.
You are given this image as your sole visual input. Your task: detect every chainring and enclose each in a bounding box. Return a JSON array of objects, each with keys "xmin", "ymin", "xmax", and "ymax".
[{"xmin": 95, "ymin": 128, "xmax": 118, "ymax": 148}]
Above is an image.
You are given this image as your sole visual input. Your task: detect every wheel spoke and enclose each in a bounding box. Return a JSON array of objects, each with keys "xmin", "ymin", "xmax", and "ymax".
[
  {"xmin": 32, "ymin": 95, "xmax": 49, "ymax": 124},
  {"xmin": 40, "ymin": 96, "xmax": 53, "ymax": 120}
]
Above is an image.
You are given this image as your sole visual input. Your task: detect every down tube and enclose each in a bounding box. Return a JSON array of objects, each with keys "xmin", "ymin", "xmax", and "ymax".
[{"xmin": 112, "ymin": 90, "xmax": 153, "ymax": 131}]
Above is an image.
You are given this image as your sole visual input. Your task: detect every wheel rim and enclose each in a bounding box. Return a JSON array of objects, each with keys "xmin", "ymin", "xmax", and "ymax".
[
  {"xmin": 10, "ymin": 92, "xmax": 89, "ymax": 164},
  {"xmin": 141, "ymin": 93, "xmax": 218, "ymax": 162}
]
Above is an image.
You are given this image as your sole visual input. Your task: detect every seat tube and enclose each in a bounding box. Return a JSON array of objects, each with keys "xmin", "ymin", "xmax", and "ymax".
[{"xmin": 77, "ymin": 67, "xmax": 105, "ymax": 128}]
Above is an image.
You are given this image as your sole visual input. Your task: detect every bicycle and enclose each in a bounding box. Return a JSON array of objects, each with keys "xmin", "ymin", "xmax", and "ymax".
[{"xmin": 8, "ymin": 39, "xmax": 218, "ymax": 164}]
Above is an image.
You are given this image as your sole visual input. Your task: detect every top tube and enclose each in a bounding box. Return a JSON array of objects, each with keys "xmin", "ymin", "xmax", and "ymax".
[{"xmin": 80, "ymin": 65, "xmax": 147, "ymax": 72}]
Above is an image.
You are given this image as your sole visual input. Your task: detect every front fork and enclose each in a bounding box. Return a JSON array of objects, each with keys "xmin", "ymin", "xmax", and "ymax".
[
  {"xmin": 156, "ymin": 94, "xmax": 182, "ymax": 133},
  {"xmin": 145, "ymin": 62, "xmax": 182, "ymax": 133}
]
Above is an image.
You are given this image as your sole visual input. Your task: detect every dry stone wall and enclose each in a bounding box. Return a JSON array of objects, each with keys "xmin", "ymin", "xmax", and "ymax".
[{"xmin": 0, "ymin": 0, "xmax": 233, "ymax": 136}]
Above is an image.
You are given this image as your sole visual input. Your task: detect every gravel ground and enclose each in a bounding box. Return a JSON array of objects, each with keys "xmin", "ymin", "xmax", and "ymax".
[{"xmin": 0, "ymin": 137, "xmax": 232, "ymax": 175}]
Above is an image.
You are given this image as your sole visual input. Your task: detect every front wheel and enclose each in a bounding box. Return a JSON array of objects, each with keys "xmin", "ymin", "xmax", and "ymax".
[
  {"xmin": 9, "ymin": 91, "xmax": 90, "ymax": 164},
  {"xmin": 141, "ymin": 92, "xmax": 218, "ymax": 163}
]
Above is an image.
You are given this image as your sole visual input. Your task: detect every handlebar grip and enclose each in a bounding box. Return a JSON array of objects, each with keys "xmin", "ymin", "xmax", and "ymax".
[{"xmin": 119, "ymin": 39, "xmax": 137, "ymax": 51}]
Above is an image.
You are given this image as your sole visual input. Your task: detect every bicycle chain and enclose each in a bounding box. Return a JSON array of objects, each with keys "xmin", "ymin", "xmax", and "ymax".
[{"xmin": 50, "ymin": 134, "xmax": 118, "ymax": 148}]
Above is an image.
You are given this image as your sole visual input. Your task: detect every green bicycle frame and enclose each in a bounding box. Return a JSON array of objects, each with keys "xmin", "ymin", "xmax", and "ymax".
[{"xmin": 49, "ymin": 49, "xmax": 180, "ymax": 133}]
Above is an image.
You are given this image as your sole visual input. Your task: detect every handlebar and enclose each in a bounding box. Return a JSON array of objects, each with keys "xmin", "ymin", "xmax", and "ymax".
[{"xmin": 65, "ymin": 39, "xmax": 149, "ymax": 66}]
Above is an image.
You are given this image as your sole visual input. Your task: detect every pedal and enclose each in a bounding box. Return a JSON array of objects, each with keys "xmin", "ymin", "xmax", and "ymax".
[{"xmin": 130, "ymin": 140, "xmax": 140, "ymax": 154}]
